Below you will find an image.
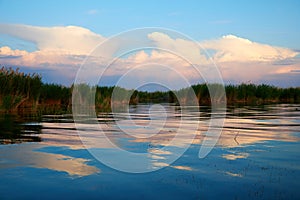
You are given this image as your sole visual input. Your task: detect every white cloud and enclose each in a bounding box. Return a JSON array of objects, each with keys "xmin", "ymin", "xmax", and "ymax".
[
  {"xmin": 148, "ymin": 32, "xmax": 208, "ymax": 64},
  {"xmin": 0, "ymin": 46, "xmax": 83, "ymax": 67},
  {"xmin": 147, "ymin": 32, "xmax": 298, "ymax": 63},
  {"xmin": 87, "ymin": 9, "xmax": 99, "ymax": 15},
  {"xmin": 0, "ymin": 24, "xmax": 105, "ymax": 55},
  {"xmin": 146, "ymin": 32, "xmax": 299, "ymax": 84},
  {"xmin": 127, "ymin": 50, "xmax": 148, "ymax": 63},
  {"xmin": 0, "ymin": 46, "xmax": 28, "ymax": 57},
  {"xmin": 201, "ymin": 34, "xmax": 298, "ymax": 62}
]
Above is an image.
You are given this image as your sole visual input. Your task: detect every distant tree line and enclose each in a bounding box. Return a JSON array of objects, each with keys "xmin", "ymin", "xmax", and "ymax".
[
  {"xmin": 0, "ymin": 67, "xmax": 299, "ymax": 113},
  {"xmin": 136, "ymin": 83, "xmax": 300, "ymax": 105},
  {"xmin": 224, "ymin": 83, "xmax": 300, "ymax": 104}
]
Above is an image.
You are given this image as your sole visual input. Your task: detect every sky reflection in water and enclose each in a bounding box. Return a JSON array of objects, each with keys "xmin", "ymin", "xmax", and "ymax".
[{"xmin": 0, "ymin": 104, "xmax": 299, "ymax": 199}]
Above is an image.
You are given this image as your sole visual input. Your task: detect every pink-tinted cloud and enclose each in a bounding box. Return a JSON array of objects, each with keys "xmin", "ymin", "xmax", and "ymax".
[{"xmin": 201, "ymin": 34, "xmax": 297, "ymax": 62}]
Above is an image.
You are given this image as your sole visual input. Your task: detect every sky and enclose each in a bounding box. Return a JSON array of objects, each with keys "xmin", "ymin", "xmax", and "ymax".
[{"xmin": 0, "ymin": 0, "xmax": 299, "ymax": 88}]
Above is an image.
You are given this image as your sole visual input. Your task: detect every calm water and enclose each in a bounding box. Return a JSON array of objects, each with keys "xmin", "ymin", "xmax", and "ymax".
[{"xmin": 0, "ymin": 104, "xmax": 300, "ymax": 199}]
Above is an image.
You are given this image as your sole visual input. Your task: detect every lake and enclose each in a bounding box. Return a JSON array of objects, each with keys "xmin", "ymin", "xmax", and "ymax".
[{"xmin": 0, "ymin": 104, "xmax": 300, "ymax": 199}]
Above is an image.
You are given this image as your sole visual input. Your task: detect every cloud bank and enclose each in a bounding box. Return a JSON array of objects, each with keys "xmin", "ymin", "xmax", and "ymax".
[{"xmin": 0, "ymin": 24, "xmax": 299, "ymax": 87}]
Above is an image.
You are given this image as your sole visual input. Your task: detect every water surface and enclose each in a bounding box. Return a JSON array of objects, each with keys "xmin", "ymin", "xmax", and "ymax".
[{"xmin": 0, "ymin": 104, "xmax": 299, "ymax": 199}]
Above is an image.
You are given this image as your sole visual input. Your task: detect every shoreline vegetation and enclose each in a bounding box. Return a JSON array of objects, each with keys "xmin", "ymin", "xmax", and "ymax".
[{"xmin": 1, "ymin": 67, "xmax": 300, "ymax": 115}]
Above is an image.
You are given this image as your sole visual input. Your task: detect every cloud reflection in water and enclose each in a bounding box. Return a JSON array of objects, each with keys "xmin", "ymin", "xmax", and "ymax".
[{"xmin": 0, "ymin": 144, "xmax": 100, "ymax": 176}]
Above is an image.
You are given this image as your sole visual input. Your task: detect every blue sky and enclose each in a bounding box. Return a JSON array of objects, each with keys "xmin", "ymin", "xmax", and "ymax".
[
  {"xmin": 0, "ymin": 0, "xmax": 299, "ymax": 87},
  {"xmin": 1, "ymin": 0, "xmax": 299, "ymax": 48}
]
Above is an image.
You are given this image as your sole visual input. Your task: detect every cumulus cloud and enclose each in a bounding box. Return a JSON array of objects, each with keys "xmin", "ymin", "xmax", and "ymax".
[
  {"xmin": 198, "ymin": 35, "xmax": 299, "ymax": 83},
  {"xmin": 0, "ymin": 46, "xmax": 83, "ymax": 67},
  {"xmin": 201, "ymin": 34, "xmax": 298, "ymax": 62},
  {"xmin": 0, "ymin": 24, "xmax": 105, "ymax": 55},
  {"xmin": 148, "ymin": 32, "xmax": 208, "ymax": 64},
  {"xmin": 148, "ymin": 33, "xmax": 298, "ymax": 64},
  {"xmin": 0, "ymin": 24, "xmax": 108, "ymax": 83},
  {"xmin": 146, "ymin": 32, "xmax": 299, "ymax": 84},
  {"xmin": 0, "ymin": 46, "xmax": 28, "ymax": 57}
]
